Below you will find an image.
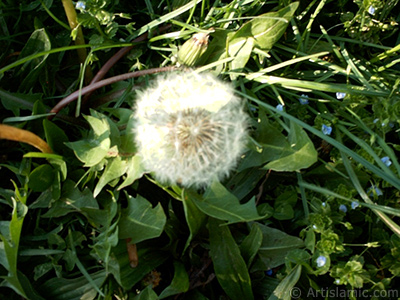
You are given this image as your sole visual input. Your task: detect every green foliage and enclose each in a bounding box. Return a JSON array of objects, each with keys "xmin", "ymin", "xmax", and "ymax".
[{"xmin": 1, "ymin": 0, "xmax": 400, "ymax": 299}]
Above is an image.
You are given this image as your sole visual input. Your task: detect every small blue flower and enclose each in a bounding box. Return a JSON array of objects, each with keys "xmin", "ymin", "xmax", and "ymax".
[
  {"xmin": 351, "ymin": 201, "xmax": 359, "ymax": 209},
  {"xmin": 381, "ymin": 156, "xmax": 392, "ymax": 167},
  {"xmin": 367, "ymin": 186, "xmax": 383, "ymax": 197},
  {"xmin": 339, "ymin": 204, "xmax": 347, "ymax": 213},
  {"xmin": 373, "ymin": 118, "xmax": 379, "ymax": 124},
  {"xmin": 312, "ymin": 224, "xmax": 318, "ymax": 230},
  {"xmin": 316, "ymin": 255, "xmax": 327, "ymax": 267},
  {"xmin": 321, "ymin": 124, "xmax": 332, "ymax": 135},
  {"xmin": 276, "ymin": 104, "xmax": 284, "ymax": 111},
  {"xmin": 265, "ymin": 269, "xmax": 273, "ymax": 276},
  {"xmin": 299, "ymin": 94, "xmax": 309, "ymax": 105},
  {"xmin": 336, "ymin": 92, "xmax": 346, "ymax": 100},
  {"xmin": 368, "ymin": 5, "xmax": 376, "ymax": 15},
  {"xmin": 389, "ymin": 122, "xmax": 395, "ymax": 128},
  {"xmin": 75, "ymin": 1, "xmax": 86, "ymax": 10},
  {"xmin": 322, "ymin": 202, "xmax": 326, "ymax": 207}
]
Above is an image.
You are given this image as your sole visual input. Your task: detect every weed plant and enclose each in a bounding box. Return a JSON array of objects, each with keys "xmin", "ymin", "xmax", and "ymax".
[{"xmin": 0, "ymin": 0, "xmax": 400, "ymax": 299}]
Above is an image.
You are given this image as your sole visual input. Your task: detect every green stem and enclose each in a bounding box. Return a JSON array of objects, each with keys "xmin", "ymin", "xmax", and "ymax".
[
  {"xmin": 61, "ymin": 0, "xmax": 93, "ymax": 84},
  {"xmin": 40, "ymin": 0, "xmax": 70, "ymax": 30}
]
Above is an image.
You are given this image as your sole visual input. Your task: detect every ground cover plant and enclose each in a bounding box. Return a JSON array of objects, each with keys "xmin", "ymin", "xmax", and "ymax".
[{"xmin": 1, "ymin": 0, "xmax": 400, "ymax": 299}]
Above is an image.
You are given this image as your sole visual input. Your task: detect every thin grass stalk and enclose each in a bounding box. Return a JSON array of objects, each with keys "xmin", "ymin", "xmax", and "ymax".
[{"xmin": 61, "ymin": 0, "xmax": 93, "ymax": 84}]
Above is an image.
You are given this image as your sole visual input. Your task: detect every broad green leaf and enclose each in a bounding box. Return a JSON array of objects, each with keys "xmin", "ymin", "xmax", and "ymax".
[
  {"xmin": 228, "ymin": 37, "xmax": 255, "ymax": 78},
  {"xmin": 0, "ymin": 88, "xmax": 40, "ymax": 115},
  {"xmin": 192, "ymin": 180, "xmax": 264, "ymax": 223},
  {"xmin": 271, "ymin": 265, "xmax": 302, "ymax": 300},
  {"xmin": 42, "ymin": 180, "xmax": 98, "ymax": 218},
  {"xmin": 117, "ymin": 155, "xmax": 145, "ymax": 190},
  {"xmin": 0, "ymin": 185, "xmax": 29, "ymax": 299},
  {"xmin": 229, "ymin": 2, "xmax": 299, "ymax": 50},
  {"xmin": 240, "ymin": 223, "xmax": 263, "ymax": 267},
  {"xmin": 265, "ymin": 121, "xmax": 318, "ymax": 171},
  {"xmin": 109, "ymin": 241, "xmax": 168, "ymax": 290},
  {"xmin": 28, "ymin": 164, "xmax": 55, "ymax": 192},
  {"xmin": 0, "ymin": 270, "xmax": 45, "ymax": 300},
  {"xmin": 43, "ymin": 119, "xmax": 69, "ymax": 156},
  {"xmin": 38, "ymin": 270, "xmax": 107, "ymax": 300},
  {"xmin": 87, "ymin": 196, "xmax": 119, "ymax": 271},
  {"xmin": 159, "ymin": 261, "xmax": 189, "ymax": 299},
  {"xmin": 197, "ymin": 29, "xmax": 231, "ymax": 68},
  {"xmin": 90, "ymin": 109, "xmax": 121, "ymax": 148},
  {"xmin": 209, "ymin": 218, "xmax": 254, "ymax": 300},
  {"xmin": 118, "ymin": 194, "xmax": 166, "ymax": 243},
  {"xmin": 225, "ymin": 168, "xmax": 268, "ymax": 201},
  {"xmin": 133, "ymin": 285, "xmax": 159, "ymax": 300},
  {"xmin": 66, "ymin": 114, "xmax": 111, "ymax": 167},
  {"xmin": 273, "ymin": 190, "xmax": 297, "ymax": 220},
  {"xmin": 182, "ymin": 189, "xmax": 207, "ymax": 252},
  {"xmin": 238, "ymin": 115, "xmax": 293, "ymax": 171},
  {"xmin": 254, "ymin": 224, "xmax": 304, "ymax": 270},
  {"xmin": 94, "ymin": 156, "xmax": 128, "ymax": 197},
  {"xmin": 120, "ymin": 113, "xmax": 137, "ymax": 153},
  {"xmin": 15, "ymin": 28, "xmax": 51, "ymax": 92}
]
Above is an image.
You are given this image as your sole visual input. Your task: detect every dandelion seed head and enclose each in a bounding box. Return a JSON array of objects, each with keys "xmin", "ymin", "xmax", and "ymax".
[{"xmin": 133, "ymin": 71, "xmax": 248, "ymax": 188}]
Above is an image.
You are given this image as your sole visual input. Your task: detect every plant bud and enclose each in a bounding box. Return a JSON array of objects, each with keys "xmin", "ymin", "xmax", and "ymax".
[{"xmin": 177, "ymin": 32, "xmax": 209, "ymax": 67}]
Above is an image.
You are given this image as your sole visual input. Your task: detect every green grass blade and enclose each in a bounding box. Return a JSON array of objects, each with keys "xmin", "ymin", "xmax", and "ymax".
[
  {"xmin": 300, "ymin": 182, "xmax": 400, "ymax": 217},
  {"xmin": 237, "ymin": 91, "xmax": 400, "ymax": 190},
  {"xmin": 131, "ymin": 0, "xmax": 202, "ymax": 39},
  {"xmin": 340, "ymin": 148, "xmax": 400, "ymax": 238}
]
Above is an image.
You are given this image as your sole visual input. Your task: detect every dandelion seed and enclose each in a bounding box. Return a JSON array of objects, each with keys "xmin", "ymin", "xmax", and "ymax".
[
  {"xmin": 339, "ymin": 204, "xmax": 347, "ymax": 213},
  {"xmin": 368, "ymin": 5, "xmax": 376, "ymax": 15},
  {"xmin": 381, "ymin": 156, "xmax": 392, "ymax": 167},
  {"xmin": 336, "ymin": 92, "xmax": 346, "ymax": 100},
  {"xmin": 133, "ymin": 71, "xmax": 248, "ymax": 188},
  {"xmin": 299, "ymin": 94, "xmax": 309, "ymax": 105},
  {"xmin": 351, "ymin": 201, "xmax": 359, "ymax": 209},
  {"xmin": 321, "ymin": 124, "xmax": 332, "ymax": 135},
  {"xmin": 276, "ymin": 104, "xmax": 284, "ymax": 111},
  {"xmin": 316, "ymin": 255, "xmax": 327, "ymax": 267}
]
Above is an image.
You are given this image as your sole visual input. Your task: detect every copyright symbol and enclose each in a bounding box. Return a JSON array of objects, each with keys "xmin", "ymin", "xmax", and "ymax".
[{"xmin": 290, "ymin": 287, "xmax": 301, "ymax": 299}]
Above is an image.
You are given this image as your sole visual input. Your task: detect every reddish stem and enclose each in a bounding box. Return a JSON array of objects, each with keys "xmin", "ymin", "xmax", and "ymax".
[
  {"xmin": 82, "ymin": 24, "xmax": 172, "ymax": 105},
  {"xmin": 48, "ymin": 66, "xmax": 177, "ymax": 119}
]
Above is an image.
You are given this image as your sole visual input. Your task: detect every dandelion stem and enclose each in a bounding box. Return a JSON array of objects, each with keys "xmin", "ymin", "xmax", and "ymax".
[
  {"xmin": 48, "ymin": 66, "xmax": 178, "ymax": 119},
  {"xmin": 82, "ymin": 24, "xmax": 172, "ymax": 106}
]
